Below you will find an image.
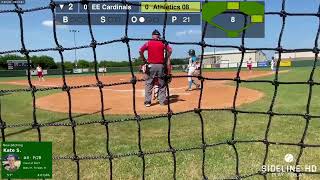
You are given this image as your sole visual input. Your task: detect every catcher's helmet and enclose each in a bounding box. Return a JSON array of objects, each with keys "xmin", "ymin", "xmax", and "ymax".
[
  {"xmin": 152, "ymin": 29, "xmax": 161, "ymax": 36},
  {"xmin": 188, "ymin": 49, "xmax": 196, "ymax": 56}
]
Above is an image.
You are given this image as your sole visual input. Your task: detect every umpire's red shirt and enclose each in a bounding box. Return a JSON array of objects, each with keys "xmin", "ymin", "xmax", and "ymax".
[{"xmin": 140, "ymin": 40, "xmax": 172, "ymax": 64}]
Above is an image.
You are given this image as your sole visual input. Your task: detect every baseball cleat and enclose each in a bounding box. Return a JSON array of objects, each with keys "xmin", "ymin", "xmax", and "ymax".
[{"xmin": 144, "ymin": 102, "xmax": 151, "ymax": 107}]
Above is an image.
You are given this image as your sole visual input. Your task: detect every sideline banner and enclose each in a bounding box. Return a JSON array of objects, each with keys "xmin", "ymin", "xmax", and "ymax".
[
  {"xmin": 26, "ymin": 70, "xmax": 48, "ymax": 76},
  {"xmin": 280, "ymin": 60, "xmax": 292, "ymax": 67}
]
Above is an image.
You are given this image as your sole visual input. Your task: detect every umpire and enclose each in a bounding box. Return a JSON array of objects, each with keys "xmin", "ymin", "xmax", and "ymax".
[{"xmin": 139, "ymin": 30, "xmax": 172, "ymax": 107}]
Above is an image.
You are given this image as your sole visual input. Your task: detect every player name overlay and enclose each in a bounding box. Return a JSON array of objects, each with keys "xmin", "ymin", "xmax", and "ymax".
[{"xmin": 1, "ymin": 142, "xmax": 52, "ymax": 179}]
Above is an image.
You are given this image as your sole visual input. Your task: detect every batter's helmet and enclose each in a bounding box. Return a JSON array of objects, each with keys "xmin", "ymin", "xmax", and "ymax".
[
  {"xmin": 188, "ymin": 49, "xmax": 196, "ymax": 56},
  {"xmin": 152, "ymin": 29, "xmax": 161, "ymax": 36}
]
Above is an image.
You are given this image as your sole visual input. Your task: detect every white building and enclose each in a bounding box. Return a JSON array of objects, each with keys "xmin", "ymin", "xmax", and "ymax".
[
  {"xmin": 202, "ymin": 50, "xmax": 267, "ymax": 68},
  {"xmin": 274, "ymin": 51, "xmax": 317, "ymax": 61}
]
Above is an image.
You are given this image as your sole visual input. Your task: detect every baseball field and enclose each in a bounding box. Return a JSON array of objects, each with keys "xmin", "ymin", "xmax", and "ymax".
[{"xmin": 0, "ymin": 67, "xmax": 319, "ymax": 179}]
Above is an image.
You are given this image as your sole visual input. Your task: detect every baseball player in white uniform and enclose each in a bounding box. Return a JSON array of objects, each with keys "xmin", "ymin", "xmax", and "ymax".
[
  {"xmin": 271, "ymin": 57, "xmax": 276, "ymax": 72},
  {"xmin": 186, "ymin": 49, "xmax": 200, "ymax": 91},
  {"xmin": 36, "ymin": 64, "xmax": 45, "ymax": 81}
]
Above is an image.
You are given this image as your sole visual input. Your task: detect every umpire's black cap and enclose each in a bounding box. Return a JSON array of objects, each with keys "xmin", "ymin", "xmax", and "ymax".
[{"xmin": 152, "ymin": 29, "xmax": 161, "ymax": 36}]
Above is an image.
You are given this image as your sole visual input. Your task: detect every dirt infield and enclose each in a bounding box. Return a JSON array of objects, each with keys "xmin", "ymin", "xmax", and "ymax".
[{"xmin": 4, "ymin": 71, "xmax": 282, "ymax": 115}]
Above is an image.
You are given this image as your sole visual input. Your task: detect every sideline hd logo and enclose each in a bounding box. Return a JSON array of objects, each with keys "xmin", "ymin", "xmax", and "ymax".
[{"xmin": 261, "ymin": 153, "xmax": 317, "ymax": 177}]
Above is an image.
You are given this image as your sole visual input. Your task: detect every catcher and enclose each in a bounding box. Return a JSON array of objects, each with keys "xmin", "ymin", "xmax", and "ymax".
[{"xmin": 152, "ymin": 63, "xmax": 172, "ymax": 101}]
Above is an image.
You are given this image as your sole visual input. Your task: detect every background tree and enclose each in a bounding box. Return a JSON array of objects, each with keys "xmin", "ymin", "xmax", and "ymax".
[
  {"xmin": 0, "ymin": 54, "xmax": 26, "ymax": 69},
  {"xmin": 0, "ymin": 54, "xmax": 57, "ymax": 69},
  {"xmin": 56, "ymin": 61, "xmax": 74, "ymax": 70},
  {"xmin": 30, "ymin": 55, "xmax": 57, "ymax": 69},
  {"xmin": 77, "ymin": 59, "xmax": 90, "ymax": 68}
]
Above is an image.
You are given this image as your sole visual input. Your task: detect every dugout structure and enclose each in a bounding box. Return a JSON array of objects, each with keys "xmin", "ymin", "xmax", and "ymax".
[{"xmin": 0, "ymin": 0, "xmax": 320, "ymax": 179}]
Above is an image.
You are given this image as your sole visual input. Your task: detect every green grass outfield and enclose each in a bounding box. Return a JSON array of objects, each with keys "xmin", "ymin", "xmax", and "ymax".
[{"xmin": 0, "ymin": 67, "xmax": 320, "ymax": 179}]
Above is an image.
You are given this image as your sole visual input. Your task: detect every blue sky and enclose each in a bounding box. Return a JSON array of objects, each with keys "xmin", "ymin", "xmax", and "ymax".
[{"xmin": 0, "ymin": 0, "xmax": 319, "ymax": 62}]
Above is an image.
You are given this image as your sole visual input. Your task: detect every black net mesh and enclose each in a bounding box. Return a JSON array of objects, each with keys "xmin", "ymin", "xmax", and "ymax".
[{"xmin": 0, "ymin": 0, "xmax": 320, "ymax": 179}]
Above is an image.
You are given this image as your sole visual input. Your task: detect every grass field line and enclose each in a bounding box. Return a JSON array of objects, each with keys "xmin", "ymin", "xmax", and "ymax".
[
  {"xmin": 1, "ymin": 81, "xmax": 192, "ymax": 97},
  {"xmin": 0, "ymin": 70, "xmax": 290, "ymax": 99},
  {"xmin": 1, "ymin": 81, "xmax": 190, "ymax": 91},
  {"xmin": 1, "ymin": 70, "xmax": 289, "ymax": 87}
]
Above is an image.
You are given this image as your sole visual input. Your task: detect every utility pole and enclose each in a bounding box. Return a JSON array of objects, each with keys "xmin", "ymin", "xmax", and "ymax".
[{"xmin": 69, "ymin": 29, "xmax": 79, "ymax": 68}]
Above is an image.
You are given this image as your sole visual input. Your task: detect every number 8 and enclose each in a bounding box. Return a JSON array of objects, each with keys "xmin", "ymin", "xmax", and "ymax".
[{"xmin": 231, "ymin": 16, "xmax": 235, "ymax": 23}]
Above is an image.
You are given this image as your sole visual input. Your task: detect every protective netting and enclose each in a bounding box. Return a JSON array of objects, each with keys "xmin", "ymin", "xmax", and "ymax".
[{"xmin": 0, "ymin": 0, "xmax": 320, "ymax": 179}]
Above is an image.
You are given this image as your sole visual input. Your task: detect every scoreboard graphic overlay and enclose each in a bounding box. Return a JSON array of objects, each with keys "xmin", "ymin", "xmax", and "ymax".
[
  {"xmin": 55, "ymin": 1, "xmax": 265, "ymax": 38},
  {"xmin": 202, "ymin": 1, "xmax": 265, "ymax": 38},
  {"xmin": 55, "ymin": 1, "xmax": 201, "ymax": 26}
]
